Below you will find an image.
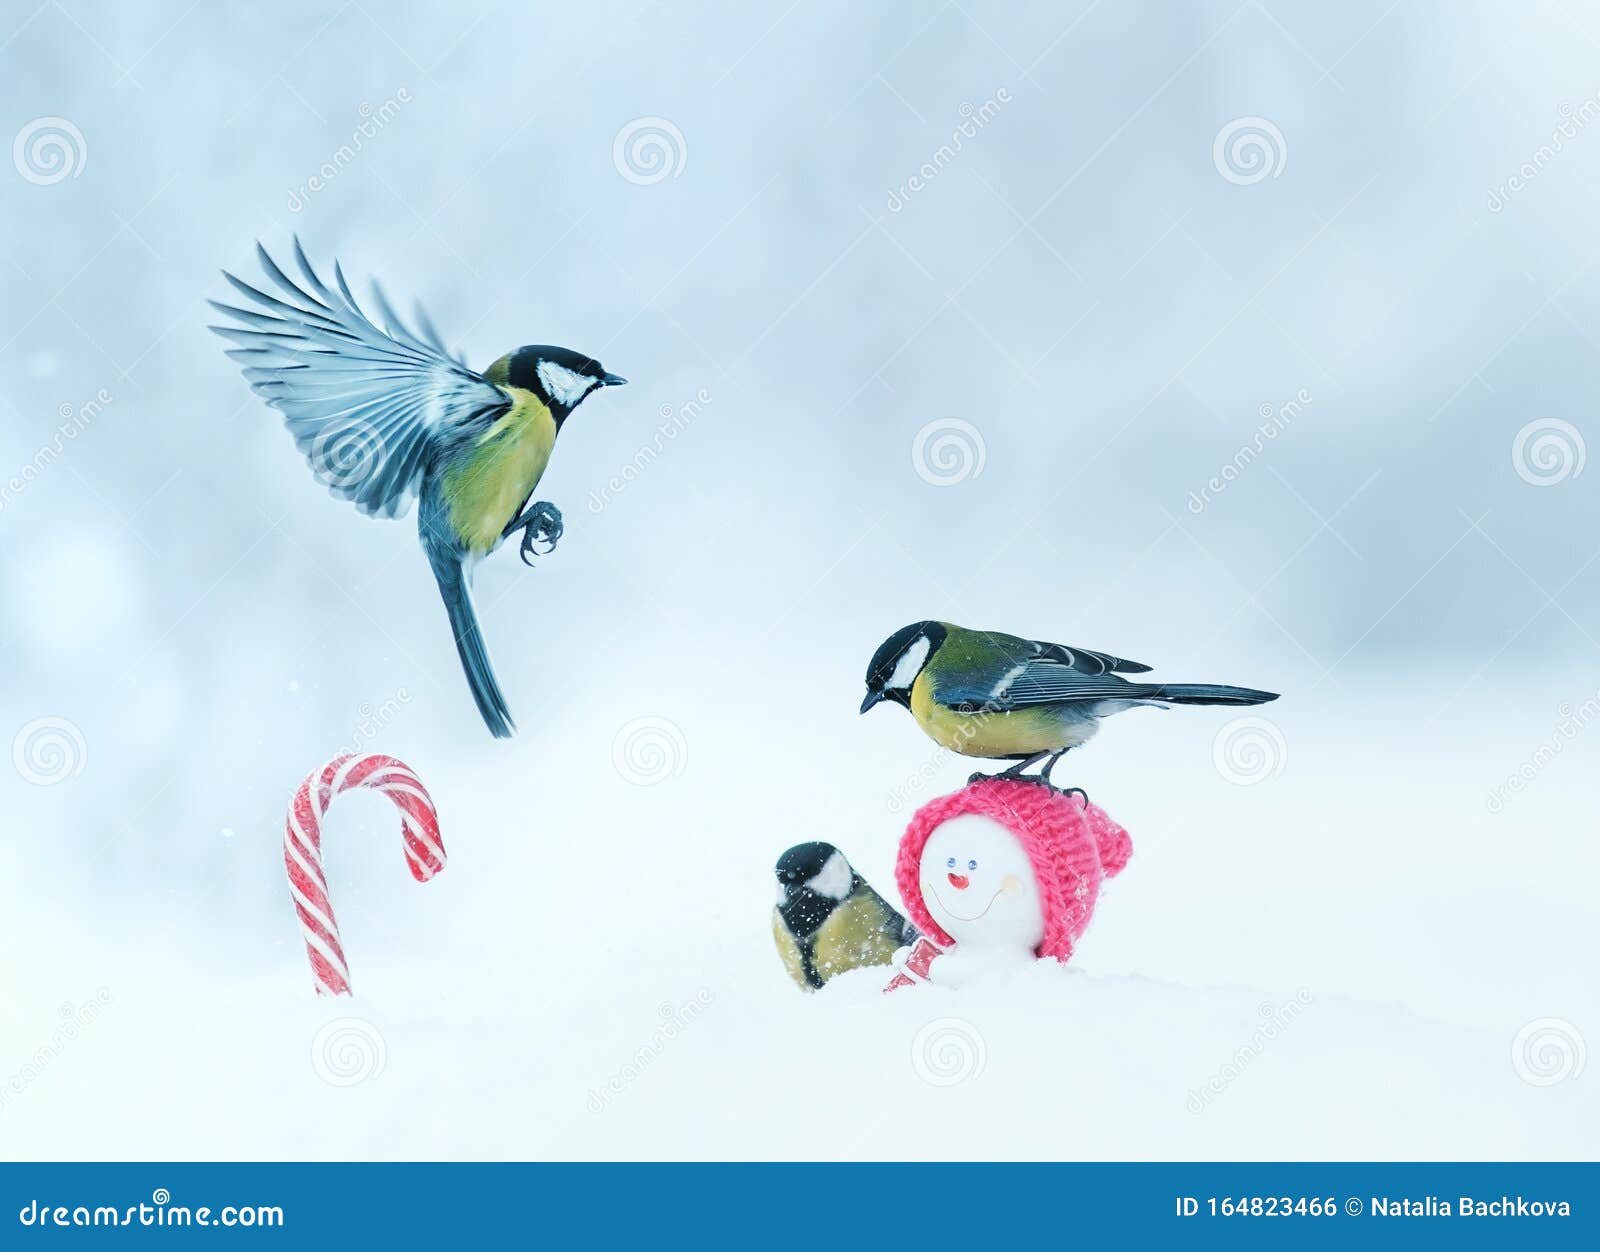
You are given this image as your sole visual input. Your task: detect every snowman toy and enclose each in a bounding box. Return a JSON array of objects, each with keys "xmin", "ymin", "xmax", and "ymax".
[
  {"xmin": 887, "ymin": 777, "xmax": 1132, "ymax": 991},
  {"xmin": 912, "ymin": 813, "xmax": 1046, "ymax": 986}
]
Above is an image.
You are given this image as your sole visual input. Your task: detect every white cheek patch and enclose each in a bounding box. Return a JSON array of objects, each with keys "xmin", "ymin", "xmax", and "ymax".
[
  {"xmin": 807, "ymin": 850, "xmax": 853, "ymax": 901},
  {"xmin": 887, "ymin": 635, "xmax": 930, "ymax": 692},
  {"xmin": 536, "ymin": 360, "xmax": 595, "ymax": 406}
]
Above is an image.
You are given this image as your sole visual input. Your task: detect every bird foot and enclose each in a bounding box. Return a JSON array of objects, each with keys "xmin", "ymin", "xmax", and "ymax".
[
  {"xmin": 518, "ymin": 501, "xmax": 564, "ymax": 566},
  {"xmin": 966, "ymin": 768, "xmax": 1089, "ymax": 807},
  {"xmin": 969, "ymin": 754, "xmax": 1044, "ymax": 787}
]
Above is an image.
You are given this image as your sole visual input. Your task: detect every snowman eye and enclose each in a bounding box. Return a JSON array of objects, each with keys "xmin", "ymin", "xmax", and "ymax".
[
  {"xmin": 946, "ymin": 856, "xmax": 956, "ymax": 868},
  {"xmin": 967, "ymin": 859, "xmax": 978, "ymax": 871}
]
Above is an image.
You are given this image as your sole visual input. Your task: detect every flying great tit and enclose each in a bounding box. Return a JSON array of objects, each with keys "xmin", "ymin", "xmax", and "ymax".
[
  {"xmin": 210, "ymin": 239, "xmax": 626, "ymax": 738},
  {"xmin": 772, "ymin": 843, "xmax": 917, "ymax": 992},
  {"xmin": 861, "ymin": 621, "xmax": 1279, "ymax": 788}
]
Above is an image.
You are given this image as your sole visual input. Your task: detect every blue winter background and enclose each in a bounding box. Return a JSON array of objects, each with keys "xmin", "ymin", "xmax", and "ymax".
[{"xmin": 1, "ymin": 0, "xmax": 1594, "ymax": 1158}]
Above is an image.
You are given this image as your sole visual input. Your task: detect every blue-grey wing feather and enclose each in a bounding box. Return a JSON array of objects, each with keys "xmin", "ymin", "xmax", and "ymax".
[
  {"xmin": 938, "ymin": 637, "xmax": 1156, "ymax": 710},
  {"xmin": 209, "ymin": 237, "xmax": 508, "ymax": 519},
  {"xmin": 987, "ymin": 662, "xmax": 1144, "ymax": 707},
  {"xmin": 1029, "ymin": 638, "xmax": 1151, "ymax": 674},
  {"xmin": 411, "ymin": 300, "xmax": 467, "ymax": 365}
]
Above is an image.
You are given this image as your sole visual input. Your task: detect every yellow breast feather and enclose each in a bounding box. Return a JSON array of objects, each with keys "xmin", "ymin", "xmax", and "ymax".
[
  {"xmin": 810, "ymin": 891, "xmax": 904, "ymax": 980},
  {"xmin": 910, "ymin": 670, "xmax": 1074, "ymax": 758},
  {"xmin": 443, "ymin": 387, "xmax": 557, "ymax": 554}
]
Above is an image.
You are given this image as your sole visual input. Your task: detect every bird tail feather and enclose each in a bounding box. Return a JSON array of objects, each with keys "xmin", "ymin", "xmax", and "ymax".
[
  {"xmin": 430, "ymin": 559, "xmax": 515, "ymax": 738},
  {"xmin": 1142, "ymin": 683, "xmax": 1278, "ymax": 706}
]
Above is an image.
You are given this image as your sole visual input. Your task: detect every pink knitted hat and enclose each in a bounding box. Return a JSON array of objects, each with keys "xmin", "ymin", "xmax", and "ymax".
[{"xmin": 894, "ymin": 778, "xmax": 1132, "ymax": 962}]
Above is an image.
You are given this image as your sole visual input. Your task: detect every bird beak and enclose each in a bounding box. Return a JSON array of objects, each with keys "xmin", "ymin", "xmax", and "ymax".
[
  {"xmin": 599, "ymin": 372, "xmax": 628, "ymax": 387},
  {"xmin": 859, "ymin": 690, "xmax": 884, "ymax": 714}
]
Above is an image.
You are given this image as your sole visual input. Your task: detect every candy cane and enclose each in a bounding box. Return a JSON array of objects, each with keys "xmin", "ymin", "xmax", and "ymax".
[{"xmin": 283, "ymin": 753, "xmax": 445, "ymax": 996}]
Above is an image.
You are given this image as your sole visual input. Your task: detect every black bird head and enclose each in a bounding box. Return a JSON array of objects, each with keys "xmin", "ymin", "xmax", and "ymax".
[
  {"xmin": 774, "ymin": 842, "xmax": 858, "ymax": 939},
  {"xmin": 493, "ymin": 344, "xmax": 626, "ymax": 420},
  {"xmin": 860, "ymin": 620, "xmax": 946, "ymax": 714}
]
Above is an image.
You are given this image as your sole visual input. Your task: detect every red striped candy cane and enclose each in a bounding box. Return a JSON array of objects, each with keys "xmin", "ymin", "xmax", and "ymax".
[{"xmin": 283, "ymin": 753, "xmax": 445, "ymax": 996}]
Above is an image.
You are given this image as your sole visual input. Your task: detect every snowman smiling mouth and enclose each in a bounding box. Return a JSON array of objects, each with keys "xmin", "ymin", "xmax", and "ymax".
[{"xmin": 928, "ymin": 880, "xmax": 1009, "ymax": 923}]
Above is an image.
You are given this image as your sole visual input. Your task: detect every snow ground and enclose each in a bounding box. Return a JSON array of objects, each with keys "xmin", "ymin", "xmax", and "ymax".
[{"xmin": 2, "ymin": 680, "xmax": 1593, "ymax": 1160}]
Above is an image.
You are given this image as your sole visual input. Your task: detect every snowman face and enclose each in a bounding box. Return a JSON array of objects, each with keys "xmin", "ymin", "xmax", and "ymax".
[{"xmin": 918, "ymin": 813, "xmax": 1044, "ymax": 953}]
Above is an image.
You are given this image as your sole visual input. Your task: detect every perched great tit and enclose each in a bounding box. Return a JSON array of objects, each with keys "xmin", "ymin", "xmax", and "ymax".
[
  {"xmin": 861, "ymin": 621, "xmax": 1279, "ymax": 788},
  {"xmin": 210, "ymin": 239, "xmax": 626, "ymax": 738},
  {"xmin": 772, "ymin": 843, "xmax": 917, "ymax": 992}
]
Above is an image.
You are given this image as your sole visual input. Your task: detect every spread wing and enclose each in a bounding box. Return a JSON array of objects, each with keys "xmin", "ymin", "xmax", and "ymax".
[
  {"xmin": 938, "ymin": 635, "xmax": 1155, "ymax": 711},
  {"xmin": 209, "ymin": 238, "xmax": 509, "ymax": 519}
]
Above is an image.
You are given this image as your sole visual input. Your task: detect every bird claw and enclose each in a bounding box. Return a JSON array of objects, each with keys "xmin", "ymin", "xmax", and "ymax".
[
  {"xmin": 966, "ymin": 767, "xmax": 1089, "ymax": 807},
  {"xmin": 518, "ymin": 502, "xmax": 563, "ymax": 566}
]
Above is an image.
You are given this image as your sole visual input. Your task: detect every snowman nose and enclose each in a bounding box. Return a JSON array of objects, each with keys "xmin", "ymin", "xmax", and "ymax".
[{"xmin": 947, "ymin": 872, "xmax": 970, "ymax": 889}]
